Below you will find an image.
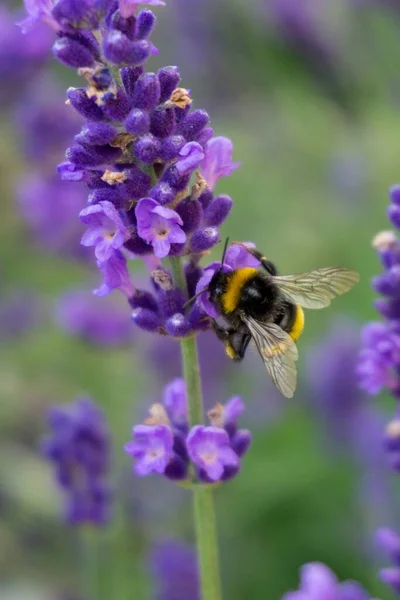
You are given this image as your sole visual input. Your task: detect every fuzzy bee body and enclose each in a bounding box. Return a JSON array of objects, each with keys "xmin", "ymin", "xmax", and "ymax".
[{"xmin": 206, "ymin": 243, "xmax": 359, "ymax": 398}]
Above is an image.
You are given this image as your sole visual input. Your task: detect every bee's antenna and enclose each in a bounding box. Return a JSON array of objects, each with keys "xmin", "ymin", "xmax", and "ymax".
[
  {"xmin": 220, "ymin": 236, "xmax": 230, "ymax": 268},
  {"xmin": 183, "ymin": 238, "xmax": 230, "ymax": 310},
  {"xmin": 183, "ymin": 287, "xmax": 208, "ymax": 309}
]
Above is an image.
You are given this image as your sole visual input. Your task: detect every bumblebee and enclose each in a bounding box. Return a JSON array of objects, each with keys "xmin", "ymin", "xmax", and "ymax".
[{"xmin": 205, "ymin": 241, "xmax": 359, "ymax": 398}]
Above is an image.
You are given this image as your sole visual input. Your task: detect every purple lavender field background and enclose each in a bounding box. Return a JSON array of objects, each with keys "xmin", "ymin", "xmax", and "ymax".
[{"xmin": 1, "ymin": 0, "xmax": 400, "ymax": 598}]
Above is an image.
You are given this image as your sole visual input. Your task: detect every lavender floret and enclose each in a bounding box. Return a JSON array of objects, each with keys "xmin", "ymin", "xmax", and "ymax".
[{"xmin": 124, "ymin": 379, "xmax": 251, "ymax": 485}]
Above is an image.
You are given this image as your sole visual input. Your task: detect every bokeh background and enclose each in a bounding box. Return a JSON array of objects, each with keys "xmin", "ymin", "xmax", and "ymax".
[{"xmin": 1, "ymin": 0, "xmax": 400, "ymax": 598}]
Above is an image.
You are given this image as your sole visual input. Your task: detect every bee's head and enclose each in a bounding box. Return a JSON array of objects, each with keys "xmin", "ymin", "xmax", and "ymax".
[
  {"xmin": 208, "ymin": 268, "xmax": 228, "ymax": 302},
  {"xmin": 208, "ymin": 237, "xmax": 231, "ymax": 301}
]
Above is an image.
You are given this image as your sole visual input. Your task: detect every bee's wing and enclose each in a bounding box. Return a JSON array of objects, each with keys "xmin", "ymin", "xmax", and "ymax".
[
  {"xmin": 273, "ymin": 267, "xmax": 359, "ymax": 310},
  {"xmin": 242, "ymin": 315, "xmax": 298, "ymax": 398}
]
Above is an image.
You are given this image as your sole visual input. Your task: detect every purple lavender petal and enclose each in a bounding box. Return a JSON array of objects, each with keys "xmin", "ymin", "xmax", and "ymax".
[
  {"xmin": 162, "ymin": 378, "xmax": 188, "ymax": 427},
  {"xmin": 195, "ymin": 262, "xmax": 232, "ymax": 319},
  {"xmin": 80, "ymin": 201, "xmax": 129, "ymax": 261},
  {"xmin": 200, "ymin": 136, "xmax": 240, "ymax": 191},
  {"xmin": 119, "ymin": 0, "xmax": 165, "ymax": 20},
  {"xmin": 186, "ymin": 425, "xmax": 239, "ymax": 482},
  {"xmin": 136, "ymin": 198, "xmax": 186, "ymax": 258},
  {"xmin": 94, "ymin": 250, "xmax": 136, "ymax": 298},
  {"xmin": 175, "ymin": 142, "xmax": 205, "ymax": 176},
  {"xmin": 225, "ymin": 242, "xmax": 260, "ymax": 269}
]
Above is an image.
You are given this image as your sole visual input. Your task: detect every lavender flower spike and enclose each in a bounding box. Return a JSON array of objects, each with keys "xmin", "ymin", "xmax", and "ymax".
[
  {"xmin": 187, "ymin": 426, "xmax": 239, "ymax": 482},
  {"xmin": 200, "ymin": 136, "xmax": 241, "ymax": 191}
]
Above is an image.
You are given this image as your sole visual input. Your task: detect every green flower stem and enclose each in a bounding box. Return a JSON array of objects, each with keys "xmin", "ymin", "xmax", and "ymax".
[
  {"xmin": 81, "ymin": 526, "xmax": 98, "ymax": 600},
  {"xmin": 170, "ymin": 256, "xmax": 223, "ymax": 600},
  {"xmin": 169, "ymin": 256, "xmax": 189, "ymax": 298},
  {"xmin": 180, "ymin": 333, "xmax": 204, "ymax": 426},
  {"xmin": 194, "ymin": 486, "xmax": 223, "ymax": 600}
]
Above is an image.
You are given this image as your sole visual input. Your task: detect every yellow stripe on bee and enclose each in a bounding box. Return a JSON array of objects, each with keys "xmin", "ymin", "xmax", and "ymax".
[
  {"xmin": 288, "ymin": 305, "xmax": 305, "ymax": 342},
  {"xmin": 221, "ymin": 268, "xmax": 258, "ymax": 314}
]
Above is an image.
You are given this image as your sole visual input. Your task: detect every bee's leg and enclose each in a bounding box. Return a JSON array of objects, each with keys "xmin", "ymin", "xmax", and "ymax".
[
  {"xmin": 233, "ymin": 242, "xmax": 277, "ymax": 275},
  {"xmin": 227, "ymin": 330, "xmax": 251, "ymax": 361},
  {"xmin": 211, "ymin": 320, "xmax": 251, "ymax": 362}
]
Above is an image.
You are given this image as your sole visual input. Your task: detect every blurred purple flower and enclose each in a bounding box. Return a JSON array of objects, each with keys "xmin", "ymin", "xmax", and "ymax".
[
  {"xmin": 282, "ymin": 562, "xmax": 372, "ymax": 600},
  {"xmin": 41, "ymin": 397, "xmax": 111, "ymax": 525},
  {"xmin": 151, "ymin": 540, "xmax": 199, "ymax": 600},
  {"xmin": 0, "ymin": 8, "xmax": 52, "ymax": 105},
  {"xmin": 383, "ymin": 409, "xmax": 400, "ymax": 471},
  {"xmin": 56, "ymin": 289, "xmax": 132, "ymax": 346},
  {"xmin": 307, "ymin": 319, "xmax": 396, "ymax": 547},
  {"xmin": 267, "ymin": 0, "xmax": 352, "ymax": 114},
  {"xmin": 17, "ymin": 175, "xmax": 88, "ymax": 259},
  {"xmin": 19, "ymin": 0, "xmax": 60, "ymax": 33},
  {"xmin": 307, "ymin": 319, "xmax": 364, "ymax": 448},
  {"xmin": 376, "ymin": 527, "xmax": 400, "ymax": 594},
  {"xmin": 0, "ymin": 290, "xmax": 42, "ymax": 340},
  {"xmin": 80, "ymin": 201, "xmax": 130, "ymax": 262},
  {"xmin": 200, "ymin": 137, "xmax": 240, "ymax": 191},
  {"xmin": 136, "ymin": 198, "xmax": 186, "ymax": 258},
  {"xmin": 16, "ymin": 83, "xmax": 87, "ymax": 260},
  {"xmin": 358, "ymin": 322, "xmax": 400, "ymax": 395},
  {"xmin": 16, "ymin": 80, "xmax": 81, "ymax": 164}
]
